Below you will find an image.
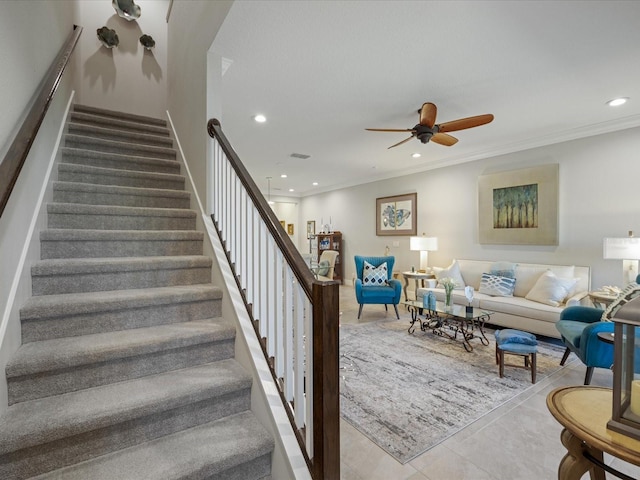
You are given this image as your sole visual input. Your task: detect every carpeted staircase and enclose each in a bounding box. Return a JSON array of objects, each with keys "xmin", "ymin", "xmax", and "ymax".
[{"xmin": 0, "ymin": 105, "xmax": 274, "ymax": 479}]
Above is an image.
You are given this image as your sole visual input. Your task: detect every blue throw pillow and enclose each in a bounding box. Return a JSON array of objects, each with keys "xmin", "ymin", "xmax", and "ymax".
[
  {"xmin": 490, "ymin": 261, "xmax": 516, "ymax": 279},
  {"xmin": 316, "ymin": 260, "xmax": 330, "ymax": 276}
]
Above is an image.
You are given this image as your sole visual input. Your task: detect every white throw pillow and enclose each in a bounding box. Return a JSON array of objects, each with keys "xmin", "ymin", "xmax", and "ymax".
[
  {"xmin": 525, "ymin": 270, "xmax": 578, "ymax": 307},
  {"xmin": 513, "ymin": 264, "xmax": 575, "ymax": 298},
  {"xmin": 436, "ymin": 260, "xmax": 466, "ymax": 289},
  {"xmin": 363, "ymin": 260, "xmax": 388, "ymax": 286}
]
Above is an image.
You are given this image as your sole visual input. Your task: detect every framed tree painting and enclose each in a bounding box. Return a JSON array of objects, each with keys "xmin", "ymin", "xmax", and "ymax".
[
  {"xmin": 376, "ymin": 193, "xmax": 417, "ymax": 236},
  {"xmin": 478, "ymin": 164, "xmax": 558, "ymax": 245}
]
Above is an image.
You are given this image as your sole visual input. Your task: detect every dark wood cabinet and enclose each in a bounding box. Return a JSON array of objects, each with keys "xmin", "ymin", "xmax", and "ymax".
[{"xmin": 310, "ymin": 231, "xmax": 343, "ymax": 284}]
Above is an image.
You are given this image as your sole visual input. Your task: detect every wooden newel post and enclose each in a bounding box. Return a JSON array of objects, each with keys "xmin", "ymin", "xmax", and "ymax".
[{"xmin": 312, "ymin": 281, "xmax": 340, "ymax": 479}]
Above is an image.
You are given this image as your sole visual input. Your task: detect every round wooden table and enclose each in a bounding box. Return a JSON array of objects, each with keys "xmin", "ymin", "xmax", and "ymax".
[
  {"xmin": 588, "ymin": 291, "xmax": 618, "ymax": 310},
  {"xmin": 547, "ymin": 386, "xmax": 640, "ymax": 480}
]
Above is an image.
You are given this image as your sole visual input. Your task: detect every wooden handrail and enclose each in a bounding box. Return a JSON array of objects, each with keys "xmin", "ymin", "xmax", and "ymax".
[
  {"xmin": 207, "ymin": 118, "xmax": 340, "ymax": 479},
  {"xmin": 0, "ymin": 25, "xmax": 82, "ymax": 218},
  {"xmin": 207, "ymin": 119, "xmax": 317, "ymax": 298}
]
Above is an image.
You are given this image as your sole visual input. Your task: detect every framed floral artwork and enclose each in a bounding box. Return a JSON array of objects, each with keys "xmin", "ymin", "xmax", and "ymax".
[{"xmin": 376, "ymin": 193, "xmax": 417, "ymax": 236}]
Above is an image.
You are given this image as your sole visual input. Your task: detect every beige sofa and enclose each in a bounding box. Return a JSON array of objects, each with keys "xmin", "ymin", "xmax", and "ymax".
[{"xmin": 416, "ymin": 259, "xmax": 591, "ymax": 338}]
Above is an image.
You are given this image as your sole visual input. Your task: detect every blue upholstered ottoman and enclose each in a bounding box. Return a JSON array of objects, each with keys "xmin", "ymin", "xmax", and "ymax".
[{"xmin": 495, "ymin": 329, "xmax": 538, "ymax": 383}]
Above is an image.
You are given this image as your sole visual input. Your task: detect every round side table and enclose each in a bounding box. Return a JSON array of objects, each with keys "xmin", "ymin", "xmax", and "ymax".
[
  {"xmin": 588, "ymin": 291, "xmax": 618, "ymax": 310},
  {"xmin": 547, "ymin": 386, "xmax": 640, "ymax": 480},
  {"xmin": 401, "ymin": 271, "xmax": 435, "ymax": 301}
]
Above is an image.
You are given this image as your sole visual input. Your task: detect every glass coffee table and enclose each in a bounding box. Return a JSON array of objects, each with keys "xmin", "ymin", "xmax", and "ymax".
[{"xmin": 403, "ymin": 300, "xmax": 493, "ymax": 352}]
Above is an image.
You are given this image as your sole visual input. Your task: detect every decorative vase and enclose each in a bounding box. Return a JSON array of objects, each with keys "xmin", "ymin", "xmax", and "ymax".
[{"xmin": 445, "ymin": 290, "xmax": 452, "ymax": 308}]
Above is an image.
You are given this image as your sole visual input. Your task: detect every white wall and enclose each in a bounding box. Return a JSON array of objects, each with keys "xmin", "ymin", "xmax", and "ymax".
[
  {"xmin": 270, "ymin": 200, "xmax": 300, "ymax": 248},
  {"xmin": 166, "ymin": 0, "xmax": 233, "ymax": 207},
  {"xmin": 300, "ymin": 126, "xmax": 640, "ymax": 289},
  {"xmin": 74, "ymin": 0, "xmax": 168, "ymax": 118},
  {"xmin": 0, "ymin": 0, "xmax": 75, "ymax": 156},
  {"xmin": 0, "ymin": 1, "xmax": 77, "ymax": 412}
]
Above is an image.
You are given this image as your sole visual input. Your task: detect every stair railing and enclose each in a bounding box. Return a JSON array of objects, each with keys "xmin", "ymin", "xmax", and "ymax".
[
  {"xmin": 207, "ymin": 119, "xmax": 339, "ymax": 480},
  {"xmin": 0, "ymin": 25, "xmax": 82, "ymax": 218}
]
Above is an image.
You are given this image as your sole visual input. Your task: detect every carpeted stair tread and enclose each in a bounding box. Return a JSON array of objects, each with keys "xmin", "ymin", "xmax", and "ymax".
[
  {"xmin": 61, "ymin": 147, "xmax": 180, "ymax": 174},
  {"xmin": 53, "ymin": 181, "xmax": 191, "ymax": 208},
  {"xmin": 47, "ymin": 206, "xmax": 196, "ymax": 231},
  {"xmin": 6, "ymin": 320, "xmax": 235, "ymax": 378},
  {"xmin": 65, "ymin": 134, "xmax": 176, "ymax": 160},
  {"xmin": 69, "ymin": 111, "xmax": 170, "ymax": 137},
  {"xmin": 68, "ymin": 123, "xmax": 174, "ymax": 148},
  {"xmin": 31, "ymin": 413, "xmax": 272, "ymax": 480},
  {"xmin": 41, "ymin": 228, "xmax": 203, "ymax": 242},
  {"xmin": 73, "ymin": 104, "xmax": 167, "ymax": 127},
  {"xmin": 40, "ymin": 229, "xmax": 204, "ymax": 259},
  {"xmin": 0, "ymin": 359, "xmax": 251, "ymax": 455},
  {"xmin": 19, "ymin": 285, "xmax": 223, "ymax": 342},
  {"xmin": 20, "ymin": 284, "xmax": 222, "ymax": 320},
  {"xmin": 47, "ymin": 202, "xmax": 196, "ymax": 219},
  {"xmin": 31, "ymin": 255, "xmax": 213, "ymax": 295},
  {"xmin": 57, "ymin": 162, "xmax": 185, "ymax": 190},
  {"xmin": 31, "ymin": 411, "xmax": 274, "ymax": 480},
  {"xmin": 32, "ymin": 255, "xmax": 212, "ymax": 276}
]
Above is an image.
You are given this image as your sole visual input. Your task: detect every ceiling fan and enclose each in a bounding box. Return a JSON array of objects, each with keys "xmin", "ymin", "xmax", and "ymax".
[{"xmin": 366, "ymin": 102, "xmax": 494, "ymax": 149}]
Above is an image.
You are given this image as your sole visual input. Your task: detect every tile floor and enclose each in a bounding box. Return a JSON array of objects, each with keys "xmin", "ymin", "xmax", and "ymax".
[{"xmin": 338, "ymin": 285, "xmax": 640, "ymax": 480}]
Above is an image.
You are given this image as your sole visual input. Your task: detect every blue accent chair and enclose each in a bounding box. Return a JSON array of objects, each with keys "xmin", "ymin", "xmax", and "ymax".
[
  {"xmin": 556, "ymin": 274, "xmax": 640, "ymax": 385},
  {"xmin": 556, "ymin": 305, "xmax": 612, "ymax": 385},
  {"xmin": 354, "ymin": 255, "xmax": 402, "ymax": 320}
]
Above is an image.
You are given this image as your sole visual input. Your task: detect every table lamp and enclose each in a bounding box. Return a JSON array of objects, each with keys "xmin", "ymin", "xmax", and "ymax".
[
  {"xmin": 603, "ymin": 232, "xmax": 640, "ymax": 285},
  {"xmin": 410, "ymin": 236, "xmax": 438, "ymax": 273}
]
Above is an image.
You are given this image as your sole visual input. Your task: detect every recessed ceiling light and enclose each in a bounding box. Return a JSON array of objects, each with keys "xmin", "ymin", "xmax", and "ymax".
[
  {"xmin": 412, "ymin": 153, "xmax": 421, "ymax": 158},
  {"xmin": 607, "ymin": 97, "xmax": 629, "ymax": 107},
  {"xmin": 280, "ymin": 174, "xmax": 287, "ymax": 178},
  {"xmin": 254, "ymin": 114, "xmax": 266, "ymax": 123},
  {"xmin": 312, "ymin": 182, "xmax": 318, "ymax": 186},
  {"xmin": 288, "ymin": 188, "xmax": 294, "ymax": 192}
]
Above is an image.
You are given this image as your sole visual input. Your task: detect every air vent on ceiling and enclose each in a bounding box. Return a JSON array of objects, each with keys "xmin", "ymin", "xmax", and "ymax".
[{"xmin": 290, "ymin": 153, "xmax": 310, "ymax": 159}]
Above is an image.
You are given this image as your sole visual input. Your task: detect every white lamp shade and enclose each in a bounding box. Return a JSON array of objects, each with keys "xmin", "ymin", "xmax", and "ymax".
[
  {"xmin": 604, "ymin": 238, "xmax": 640, "ymax": 260},
  {"xmin": 410, "ymin": 236, "xmax": 438, "ymax": 252}
]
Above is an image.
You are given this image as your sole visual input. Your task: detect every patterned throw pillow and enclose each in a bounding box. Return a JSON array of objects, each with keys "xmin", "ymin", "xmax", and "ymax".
[
  {"xmin": 363, "ymin": 260, "xmax": 388, "ymax": 286},
  {"xmin": 601, "ymin": 283, "xmax": 640, "ymax": 321},
  {"xmin": 479, "ymin": 273, "xmax": 516, "ymax": 297}
]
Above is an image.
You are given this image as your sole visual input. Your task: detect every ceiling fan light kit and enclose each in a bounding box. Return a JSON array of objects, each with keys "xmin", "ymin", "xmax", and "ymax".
[{"xmin": 366, "ymin": 102, "xmax": 494, "ymax": 149}]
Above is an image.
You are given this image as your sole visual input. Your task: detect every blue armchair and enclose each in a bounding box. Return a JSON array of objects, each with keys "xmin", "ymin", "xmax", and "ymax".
[
  {"xmin": 556, "ymin": 305, "xmax": 612, "ymax": 385},
  {"xmin": 556, "ymin": 274, "xmax": 640, "ymax": 385},
  {"xmin": 354, "ymin": 255, "xmax": 402, "ymax": 319}
]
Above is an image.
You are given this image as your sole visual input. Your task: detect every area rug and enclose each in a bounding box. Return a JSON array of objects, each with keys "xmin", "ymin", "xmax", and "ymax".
[{"xmin": 339, "ymin": 319, "xmax": 569, "ymax": 464}]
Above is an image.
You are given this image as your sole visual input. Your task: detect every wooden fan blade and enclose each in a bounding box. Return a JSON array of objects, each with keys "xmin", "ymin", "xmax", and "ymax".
[
  {"xmin": 438, "ymin": 114, "xmax": 494, "ymax": 133},
  {"xmin": 388, "ymin": 136, "xmax": 415, "ymax": 149},
  {"xmin": 366, "ymin": 128, "xmax": 414, "ymax": 132},
  {"xmin": 419, "ymin": 102, "xmax": 437, "ymax": 127},
  {"xmin": 431, "ymin": 133, "xmax": 458, "ymax": 146}
]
